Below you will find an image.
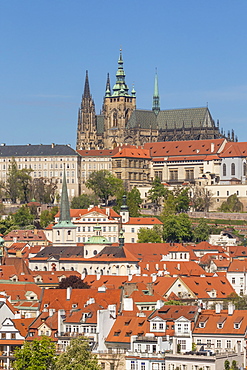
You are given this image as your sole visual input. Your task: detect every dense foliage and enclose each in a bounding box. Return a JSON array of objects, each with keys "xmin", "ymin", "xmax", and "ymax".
[
  {"xmin": 55, "ymin": 336, "xmax": 100, "ymax": 370},
  {"xmin": 57, "ymin": 275, "xmax": 90, "ymax": 289},
  {"xmin": 71, "ymin": 193, "xmax": 99, "ymax": 209},
  {"xmin": 13, "ymin": 337, "xmax": 56, "ymax": 370},
  {"xmin": 86, "ymin": 170, "xmax": 124, "ymax": 204}
]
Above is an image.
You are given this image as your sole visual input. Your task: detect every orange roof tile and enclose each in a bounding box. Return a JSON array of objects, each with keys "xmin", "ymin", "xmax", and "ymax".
[
  {"xmin": 125, "ymin": 217, "xmax": 162, "ymax": 225},
  {"xmin": 144, "ymin": 139, "xmax": 225, "ymax": 157},
  {"xmin": 112, "ymin": 147, "xmax": 151, "ymax": 159}
]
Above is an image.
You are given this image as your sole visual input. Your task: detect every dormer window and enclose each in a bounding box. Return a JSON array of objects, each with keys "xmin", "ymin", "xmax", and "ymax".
[
  {"xmin": 217, "ymin": 323, "xmax": 223, "ymax": 329},
  {"xmin": 72, "ymin": 304, "xmax": 77, "ymax": 308},
  {"xmin": 234, "ymin": 323, "xmax": 240, "ymax": 329}
]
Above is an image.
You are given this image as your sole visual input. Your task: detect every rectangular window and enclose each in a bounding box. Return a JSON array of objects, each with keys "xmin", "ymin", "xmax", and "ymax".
[
  {"xmin": 131, "ymin": 228, "xmax": 135, "ymax": 233},
  {"xmin": 226, "ymin": 340, "xmax": 231, "ymax": 349},
  {"xmin": 185, "ymin": 169, "xmax": 194, "ymax": 180},
  {"xmin": 232, "ymin": 277, "xmax": 235, "ymax": 284},
  {"xmin": 141, "ymin": 363, "xmax": 145, "ymax": 370},
  {"xmin": 169, "ymin": 169, "xmax": 178, "ymax": 181},
  {"xmin": 216, "ymin": 340, "xmax": 221, "ymax": 348}
]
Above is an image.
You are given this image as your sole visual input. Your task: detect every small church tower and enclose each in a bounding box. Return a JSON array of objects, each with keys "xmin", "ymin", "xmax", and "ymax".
[
  {"xmin": 76, "ymin": 70, "xmax": 98, "ymax": 150},
  {"xmin": 52, "ymin": 169, "xmax": 77, "ymax": 247},
  {"xmin": 102, "ymin": 50, "xmax": 136, "ymax": 149}
]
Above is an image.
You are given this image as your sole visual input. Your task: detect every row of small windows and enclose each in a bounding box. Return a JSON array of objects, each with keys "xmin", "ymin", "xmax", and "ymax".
[{"xmin": 77, "ymin": 226, "xmax": 117, "ymax": 232}]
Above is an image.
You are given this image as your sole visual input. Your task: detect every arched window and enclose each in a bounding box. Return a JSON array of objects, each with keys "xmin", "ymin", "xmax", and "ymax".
[
  {"xmin": 223, "ymin": 163, "xmax": 226, "ymax": 176},
  {"xmin": 231, "ymin": 163, "xmax": 235, "ymax": 176},
  {"xmin": 244, "ymin": 162, "xmax": 246, "ymax": 176}
]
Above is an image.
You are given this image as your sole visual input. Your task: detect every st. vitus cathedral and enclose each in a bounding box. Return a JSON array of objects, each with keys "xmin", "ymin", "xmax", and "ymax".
[{"xmin": 76, "ymin": 51, "xmax": 233, "ymax": 150}]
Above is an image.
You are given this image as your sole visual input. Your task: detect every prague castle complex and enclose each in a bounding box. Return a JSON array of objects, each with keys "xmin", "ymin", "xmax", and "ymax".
[{"xmin": 76, "ymin": 50, "xmax": 228, "ymax": 151}]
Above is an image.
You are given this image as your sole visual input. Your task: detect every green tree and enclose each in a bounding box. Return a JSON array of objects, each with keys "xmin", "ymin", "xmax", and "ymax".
[
  {"xmin": 226, "ymin": 292, "xmax": 247, "ymax": 309},
  {"xmin": 127, "ymin": 187, "xmax": 142, "ymax": 216},
  {"xmin": 71, "ymin": 193, "xmax": 99, "ymax": 209},
  {"xmin": 12, "ymin": 205, "xmax": 34, "ymax": 228},
  {"xmin": 0, "ymin": 215, "xmax": 15, "ymax": 235},
  {"xmin": 162, "ymin": 213, "xmax": 192, "ymax": 242},
  {"xmin": 40, "ymin": 206, "xmax": 59, "ymax": 228},
  {"xmin": 193, "ymin": 218, "xmax": 210, "ymax": 242},
  {"xmin": 174, "ymin": 187, "xmax": 190, "ymax": 213},
  {"xmin": 137, "ymin": 225, "xmax": 163, "ymax": 243},
  {"xmin": 4, "ymin": 158, "xmax": 20, "ymax": 203},
  {"xmin": 219, "ymin": 194, "xmax": 243, "ymax": 212},
  {"xmin": 55, "ymin": 336, "xmax": 100, "ymax": 370},
  {"xmin": 224, "ymin": 360, "xmax": 230, "ymax": 370},
  {"xmin": 177, "ymin": 213, "xmax": 193, "ymax": 242},
  {"xmin": 13, "ymin": 336, "xmax": 56, "ymax": 370},
  {"xmin": 162, "ymin": 214, "xmax": 181, "ymax": 242},
  {"xmin": 191, "ymin": 186, "xmax": 213, "ymax": 212},
  {"xmin": 86, "ymin": 170, "xmax": 124, "ymax": 204},
  {"xmin": 148, "ymin": 177, "xmax": 168, "ymax": 211},
  {"xmin": 18, "ymin": 168, "xmax": 32, "ymax": 203}
]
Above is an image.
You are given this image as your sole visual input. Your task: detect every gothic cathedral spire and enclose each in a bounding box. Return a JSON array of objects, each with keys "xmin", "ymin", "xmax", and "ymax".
[
  {"xmin": 152, "ymin": 68, "xmax": 160, "ymax": 115},
  {"xmin": 76, "ymin": 70, "xmax": 97, "ymax": 150}
]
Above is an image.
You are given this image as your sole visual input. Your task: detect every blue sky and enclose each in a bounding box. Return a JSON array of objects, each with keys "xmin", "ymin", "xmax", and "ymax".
[{"xmin": 1, "ymin": 1, "xmax": 247, "ymax": 147}]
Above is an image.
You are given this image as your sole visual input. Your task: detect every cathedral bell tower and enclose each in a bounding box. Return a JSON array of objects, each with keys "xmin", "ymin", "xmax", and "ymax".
[
  {"xmin": 76, "ymin": 70, "xmax": 98, "ymax": 150},
  {"xmin": 102, "ymin": 50, "xmax": 136, "ymax": 149}
]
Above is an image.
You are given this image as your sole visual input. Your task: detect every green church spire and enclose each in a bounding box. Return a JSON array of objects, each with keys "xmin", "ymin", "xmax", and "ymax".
[
  {"xmin": 152, "ymin": 68, "xmax": 160, "ymax": 115},
  {"xmin": 53, "ymin": 167, "xmax": 74, "ymax": 228},
  {"xmin": 112, "ymin": 49, "xmax": 131, "ymax": 97}
]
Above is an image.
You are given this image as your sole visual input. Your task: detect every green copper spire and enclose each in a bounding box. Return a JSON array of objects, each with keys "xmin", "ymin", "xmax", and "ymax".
[
  {"xmin": 152, "ymin": 68, "xmax": 160, "ymax": 115},
  {"xmin": 54, "ymin": 167, "xmax": 74, "ymax": 228},
  {"xmin": 112, "ymin": 49, "xmax": 131, "ymax": 97}
]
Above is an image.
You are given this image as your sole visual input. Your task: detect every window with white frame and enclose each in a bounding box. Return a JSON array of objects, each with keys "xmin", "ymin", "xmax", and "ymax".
[
  {"xmin": 226, "ymin": 340, "xmax": 231, "ymax": 349},
  {"xmin": 216, "ymin": 340, "xmax": 221, "ymax": 348}
]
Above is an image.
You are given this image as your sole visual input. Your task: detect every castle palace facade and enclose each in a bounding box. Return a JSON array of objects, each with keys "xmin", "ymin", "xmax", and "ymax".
[{"xmin": 76, "ymin": 51, "xmax": 231, "ymax": 150}]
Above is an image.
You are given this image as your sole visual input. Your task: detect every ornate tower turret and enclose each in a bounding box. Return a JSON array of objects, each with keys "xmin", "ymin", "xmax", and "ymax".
[
  {"xmin": 76, "ymin": 70, "xmax": 98, "ymax": 150},
  {"xmin": 152, "ymin": 69, "xmax": 160, "ymax": 115},
  {"xmin": 102, "ymin": 50, "xmax": 136, "ymax": 149}
]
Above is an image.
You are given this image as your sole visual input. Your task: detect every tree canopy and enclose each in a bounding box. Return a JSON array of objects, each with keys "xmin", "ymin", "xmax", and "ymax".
[
  {"xmin": 86, "ymin": 170, "xmax": 124, "ymax": 204},
  {"xmin": 13, "ymin": 337, "xmax": 56, "ymax": 370},
  {"xmin": 127, "ymin": 187, "xmax": 142, "ymax": 216},
  {"xmin": 162, "ymin": 213, "xmax": 193, "ymax": 242},
  {"xmin": 137, "ymin": 225, "xmax": 163, "ymax": 243},
  {"xmin": 71, "ymin": 193, "xmax": 99, "ymax": 209},
  {"xmin": 57, "ymin": 275, "xmax": 90, "ymax": 289},
  {"xmin": 55, "ymin": 336, "xmax": 100, "ymax": 370},
  {"xmin": 2, "ymin": 158, "xmax": 32, "ymax": 203},
  {"xmin": 193, "ymin": 218, "xmax": 210, "ymax": 242},
  {"xmin": 219, "ymin": 194, "xmax": 243, "ymax": 213},
  {"xmin": 40, "ymin": 206, "xmax": 59, "ymax": 228},
  {"xmin": 148, "ymin": 177, "xmax": 168, "ymax": 211}
]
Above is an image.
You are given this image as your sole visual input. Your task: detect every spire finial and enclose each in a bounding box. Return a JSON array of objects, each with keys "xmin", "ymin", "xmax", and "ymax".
[
  {"xmin": 152, "ymin": 68, "xmax": 160, "ymax": 115},
  {"xmin": 83, "ymin": 70, "xmax": 90, "ymax": 98}
]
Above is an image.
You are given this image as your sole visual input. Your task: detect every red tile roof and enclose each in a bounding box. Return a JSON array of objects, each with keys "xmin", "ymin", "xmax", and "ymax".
[
  {"xmin": 144, "ymin": 139, "xmax": 226, "ymax": 157},
  {"xmin": 220, "ymin": 142, "xmax": 247, "ymax": 158},
  {"xmin": 112, "ymin": 147, "xmax": 151, "ymax": 159},
  {"xmin": 125, "ymin": 217, "xmax": 162, "ymax": 225}
]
